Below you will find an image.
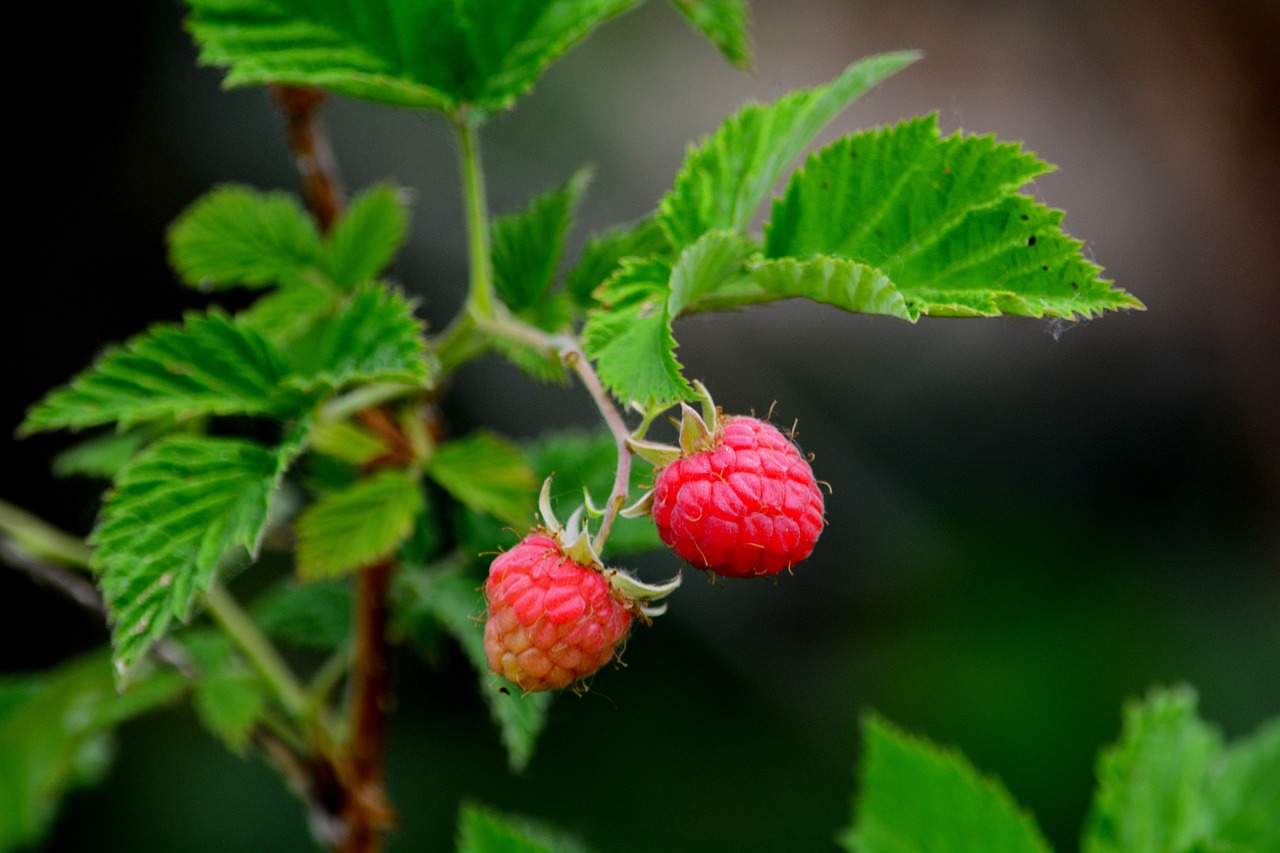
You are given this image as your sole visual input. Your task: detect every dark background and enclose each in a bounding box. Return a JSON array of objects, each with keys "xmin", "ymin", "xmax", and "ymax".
[{"xmin": 4, "ymin": 1, "xmax": 1278, "ymax": 850}]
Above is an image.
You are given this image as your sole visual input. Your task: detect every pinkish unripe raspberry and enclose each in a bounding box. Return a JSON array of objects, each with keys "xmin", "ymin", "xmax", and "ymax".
[
  {"xmin": 483, "ymin": 533, "xmax": 633, "ymax": 692},
  {"xmin": 650, "ymin": 415, "xmax": 825, "ymax": 578}
]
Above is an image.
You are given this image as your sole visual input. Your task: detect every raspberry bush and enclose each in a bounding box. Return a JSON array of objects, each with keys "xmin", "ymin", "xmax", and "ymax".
[{"xmin": 3, "ymin": 2, "xmax": 1277, "ymax": 853}]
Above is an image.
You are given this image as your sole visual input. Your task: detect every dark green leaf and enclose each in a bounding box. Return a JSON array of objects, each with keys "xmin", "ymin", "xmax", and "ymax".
[
  {"xmin": 842, "ymin": 715, "xmax": 1052, "ymax": 853},
  {"xmin": 295, "ymin": 469, "xmax": 424, "ymax": 580},
  {"xmin": 323, "ymin": 184, "xmax": 408, "ymax": 290},
  {"xmin": 285, "ymin": 282, "xmax": 432, "ymax": 391},
  {"xmin": 426, "ymin": 432, "xmax": 537, "ymax": 527},
  {"xmin": 92, "ymin": 435, "xmax": 290, "ymax": 685},
  {"xmin": 765, "ymin": 115, "xmax": 1143, "ymax": 320},
  {"xmin": 181, "ymin": 632, "xmax": 268, "ymax": 754},
  {"xmin": 1083, "ymin": 687, "xmax": 1223, "ymax": 853},
  {"xmin": 251, "ymin": 578, "xmax": 353, "ymax": 651},
  {"xmin": 565, "ymin": 215, "xmax": 670, "ymax": 306},
  {"xmin": 168, "ymin": 184, "xmax": 323, "ymax": 291},
  {"xmin": 20, "ymin": 310, "xmax": 299, "ymax": 435},
  {"xmin": 457, "ymin": 801, "xmax": 596, "ymax": 853},
  {"xmin": 185, "ymin": 0, "xmax": 641, "ymax": 115},
  {"xmin": 667, "ymin": 0, "xmax": 751, "ymax": 69},
  {"xmin": 0, "ymin": 650, "xmax": 185, "ymax": 850},
  {"xmin": 394, "ymin": 565, "xmax": 552, "ymax": 773},
  {"xmin": 657, "ymin": 51, "xmax": 920, "ymax": 248}
]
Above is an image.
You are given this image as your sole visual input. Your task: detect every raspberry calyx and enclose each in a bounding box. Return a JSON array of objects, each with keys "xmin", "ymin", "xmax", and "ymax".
[{"xmin": 629, "ymin": 383, "xmax": 825, "ymax": 579}]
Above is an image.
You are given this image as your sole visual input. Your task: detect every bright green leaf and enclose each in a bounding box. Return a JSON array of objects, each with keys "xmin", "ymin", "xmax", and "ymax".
[
  {"xmin": 239, "ymin": 278, "xmax": 340, "ymax": 347},
  {"xmin": 285, "ymin": 282, "xmax": 432, "ymax": 391},
  {"xmin": 742, "ymin": 256, "xmax": 909, "ymax": 319},
  {"xmin": 1084, "ymin": 687, "xmax": 1223, "ymax": 853},
  {"xmin": 251, "ymin": 578, "xmax": 353, "ymax": 650},
  {"xmin": 493, "ymin": 167, "xmax": 592, "ymax": 312},
  {"xmin": 582, "ymin": 231, "xmax": 750, "ymax": 406},
  {"xmin": 842, "ymin": 715, "xmax": 1053, "ymax": 853},
  {"xmin": 20, "ymin": 311, "xmax": 299, "ymax": 435},
  {"xmin": 565, "ymin": 215, "xmax": 670, "ymax": 306},
  {"xmin": 295, "ymin": 469, "xmax": 424, "ymax": 580},
  {"xmin": 426, "ymin": 432, "xmax": 537, "ymax": 527},
  {"xmin": 185, "ymin": 0, "xmax": 640, "ymax": 115},
  {"xmin": 667, "ymin": 0, "xmax": 751, "ymax": 69},
  {"xmin": 765, "ymin": 115, "xmax": 1143, "ymax": 320},
  {"xmin": 168, "ymin": 184, "xmax": 323, "ymax": 290},
  {"xmin": 323, "ymin": 184, "xmax": 408, "ymax": 290},
  {"xmin": 395, "ymin": 565, "xmax": 552, "ymax": 773},
  {"xmin": 0, "ymin": 650, "xmax": 185, "ymax": 851},
  {"xmin": 52, "ymin": 430, "xmax": 152, "ymax": 480},
  {"xmin": 1206, "ymin": 717, "xmax": 1280, "ymax": 852},
  {"xmin": 457, "ymin": 801, "xmax": 596, "ymax": 853},
  {"xmin": 308, "ymin": 419, "xmax": 390, "ymax": 466},
  {"xmin": 92, "ymin": 436, "xmax": 290, "ymax": 685},
  {"xmin": 657, "ymin": 51, "xmax": 920, "ymax": 248},
  {"xmin": 182, "ymin": 632, "xmax": 268, "ymax": 754}
]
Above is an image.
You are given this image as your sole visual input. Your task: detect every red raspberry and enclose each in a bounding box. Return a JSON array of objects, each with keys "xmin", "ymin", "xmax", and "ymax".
[
  {"xmin": 651, "ymin": 416, "xmax": 824, "ymax": 578},
  {"xmin": 483, "ymin": 533, "xmax": 633, "ymax": 692}
]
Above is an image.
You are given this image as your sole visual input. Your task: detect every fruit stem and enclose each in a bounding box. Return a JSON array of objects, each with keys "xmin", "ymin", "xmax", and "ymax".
[{"xmin": 561, "ymin": 346, "xmax": 633, "ymax": 553}]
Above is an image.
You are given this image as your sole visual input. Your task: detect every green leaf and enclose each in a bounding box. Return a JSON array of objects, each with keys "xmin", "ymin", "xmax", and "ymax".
[
  {"xmin": 323, "ymin": 184, "xmax": 408, "ymax": 290},
  {"xmin": 182, "ymin": 632, "xmax": 268, "ymax": 754},
  {"xmin": 185, "ymin": 0, "xmax": 640, "ymax": 115},
  {"xmin": 582, "ymin": 230, "xmax": 751, "ymax": 406},
  {"xmin": 394, "ymin": 565, "xmax": 552, "ymax": 773},
  {"xmin": 457, "ymin": 801, "xmax": 596, "ymax": 853},
  {"xmin": 52, "ymin": 430, "xmax": 152, "ymax": 480},
  {"xmin": 251, "ymin": 578, "xmax": 353, "ymax": 650},
  {"xmin": 1084, "ymin": 687, "xmax": 1223, "ymax": 853},
  {"xmin": 20, "ymin": 310, "xmax": 298, "ymax": 435},
  {"xmin": 0, "ymin": 650, "xmax": 185, "ymax": 851},
  {"xmin": 565, "ymin": 215, "xmax": 670, "ymax": 306},
  {"xmin": 764, "ymin": 115, "xmax": 1144, "ymax": 320},
  {"xmin": 295, "ymin": 469, "xmax": 424, "ymax": 580},
  {"xmin": 426, "ymin": 432, "xmax": 537, "ymax": 527},
  {"xmin": 493, "ymin": 167, "xmax": 592, "ymax": 313},
  {"xmin": 92, "ymin": 435, "xmax": 291, "ymax": 685},
  {"xmin": 742, "ymin": 256, "xmax": 909, "ymax": 319},
  {"xmin": 1206, "ymin": 717, "xmax": 1280, "ymax": 852},
  {"xmin": 667, "ymin": 0, "xmax": 751, "ymax": 69},
  {"xmin": 168, "ymin": 184, "xmax": 323, "ymax": 290},
  {"xmin": 842, "ymin": 715, "xmax": 1052, "ymax": 853},
  {"xmin": 657, "ymin": 51, "xmax": 920, "ymax": 248},
  {"xmin": 523, "ymin": 429, "xmax": 664, "ymax": 557},
  {"xmin": 286, "ymin": 282, "xmax": 432, "ymax": 391},
  {"xmin": 239, "ymin": 278, "xmax": 340, "ymax": 347},
  {"xmin": 308, "ymin": 419, "xmax": 391, "ymax": 466}
]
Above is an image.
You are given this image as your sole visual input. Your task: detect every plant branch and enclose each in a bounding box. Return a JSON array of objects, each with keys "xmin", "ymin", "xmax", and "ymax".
[
  {"xmin": 205, "ymin": 583, "xmax": 310, "ymax": 722},
  {"xmin": 561, "ymin": 346, "xmax": 634, "ymax": 551},
  {"xmin": 0, "ymin": 498, "xmax": 93, "ymax": 568},
  {"xmin": 338, "ymin": 559, "xmax": 397, "ymax": 853},
  {"xmin": 270, "ymin": 85, "xmax": 346, "ymax": 233},
  {"xmin": 0, "ymin": 535, "xmax": 104, "ymax": 614}
]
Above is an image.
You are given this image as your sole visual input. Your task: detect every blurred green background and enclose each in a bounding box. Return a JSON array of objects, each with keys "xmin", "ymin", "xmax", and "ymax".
[{"xmin": 3, "ymin": 1, "xmax": 1278, "ymax": 851}]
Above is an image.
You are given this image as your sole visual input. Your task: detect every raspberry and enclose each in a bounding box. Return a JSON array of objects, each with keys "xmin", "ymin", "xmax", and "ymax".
[
  {"xmin": 650, "ymin": 415, "xmax": 825, "ymax": 578},
  {"xmin": 483, "ymin": 533, "xmax": 633, "ymax": 692}
]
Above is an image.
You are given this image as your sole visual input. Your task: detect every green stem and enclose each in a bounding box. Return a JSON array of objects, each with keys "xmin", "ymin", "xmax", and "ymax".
[
  {"xmin": 0, "ymin": 499, "xmax": 93, "ymax": 568},
  {"xmin": 205, "ymin": 583, "xmax": 310, "ymax": 723},
  {"xmin": 455, "ymin": 112, "xmax": 498, "ymax": 320}
]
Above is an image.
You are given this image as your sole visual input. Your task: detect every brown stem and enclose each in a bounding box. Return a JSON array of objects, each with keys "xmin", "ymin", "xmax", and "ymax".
[
  {"xmin": 337, "ymin": 559, "xmax": 397, "ymax": 853},
  {"xmin": 270, "ymin": 85, "xmax": 346, "ymax": 233}
]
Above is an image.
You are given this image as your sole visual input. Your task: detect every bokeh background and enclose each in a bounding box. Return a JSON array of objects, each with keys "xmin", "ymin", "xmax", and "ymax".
[{"xmin": 4, "ymin": 1, "xmax": 1278, "ymax": 850}]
